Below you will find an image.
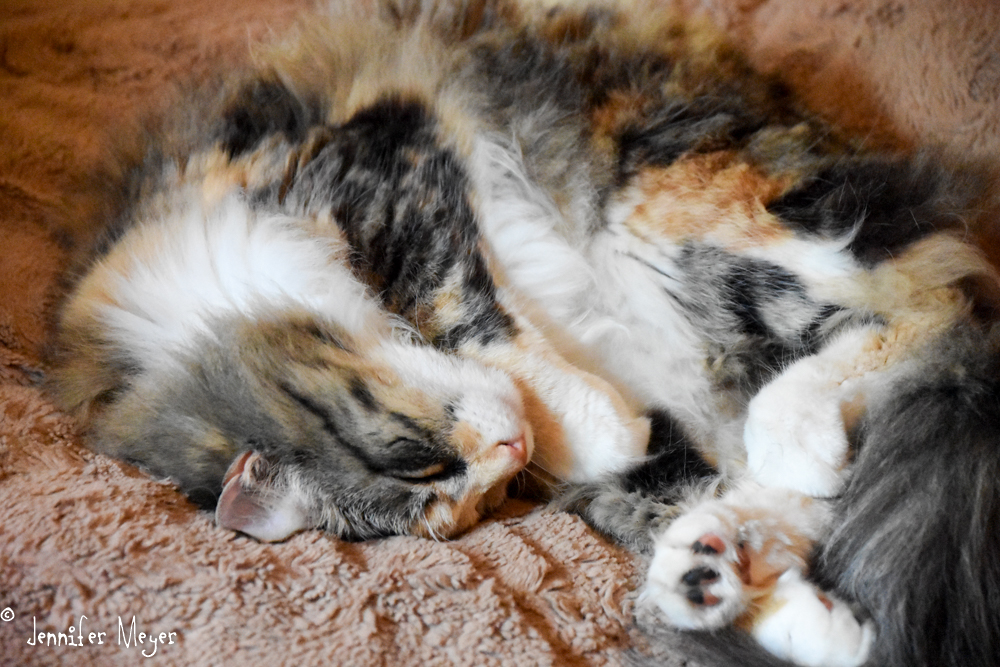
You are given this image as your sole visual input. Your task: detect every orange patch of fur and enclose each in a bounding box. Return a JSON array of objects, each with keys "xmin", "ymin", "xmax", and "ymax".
[
  {"xmin": 623, "ymin": 151, "xmax": 795, "ymax": 249},
  {"xmin": 740, "ymin": 526, "xmax": 812, "ymax": 590},
  {"xmin": 590, "ymin": 89, "xmax": 653, "ymax": 154},
  {"xmin": 197, "ymin": 142, "xmax": 298, "ymax": 204},
  {"xmin": 735, "ymin": 590, "xmax": 789, "ymax": 633},
  {"xmin": 721, "ymin": 496, "xmax": 818, "ymax": 632},
  {"xmin": 449, "ymin": 419, "xmax": 485, "ymax": 461}
]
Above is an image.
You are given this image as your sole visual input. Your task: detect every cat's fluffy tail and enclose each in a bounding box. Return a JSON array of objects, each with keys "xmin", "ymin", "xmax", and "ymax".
[{"xmin": 817, "ymin": 325, "xmax": 1000, "ymax": 667}]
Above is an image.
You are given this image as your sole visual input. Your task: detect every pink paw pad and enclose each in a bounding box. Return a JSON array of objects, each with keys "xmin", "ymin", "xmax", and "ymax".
[
  {"xmin": 680, "ymin": 533, "xmax": 729, "ymax": 607},
  {"xmin": 692, "ymin": 533, "xmax": 726, "ymax": 555}
]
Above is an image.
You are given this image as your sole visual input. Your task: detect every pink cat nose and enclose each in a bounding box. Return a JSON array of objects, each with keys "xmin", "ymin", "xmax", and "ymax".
[{"xmin": 498, "ymin": 434, "xmax": 528, "ymax": 466}]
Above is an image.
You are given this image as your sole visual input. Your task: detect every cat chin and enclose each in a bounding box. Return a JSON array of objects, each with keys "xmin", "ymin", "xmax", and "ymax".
[{"xmin": 413, "ymin": 494, "xmax": 488, "ymax": 541}]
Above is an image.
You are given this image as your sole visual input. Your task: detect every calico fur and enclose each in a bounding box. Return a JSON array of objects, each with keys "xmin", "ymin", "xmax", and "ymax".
[
  {"xmin": 47, "ymin": 1, "xmax": 1000, "ymax": 665},
  {"xmin": 815, "ymin": 325, "xmax": 1000, "ymax": 667}
]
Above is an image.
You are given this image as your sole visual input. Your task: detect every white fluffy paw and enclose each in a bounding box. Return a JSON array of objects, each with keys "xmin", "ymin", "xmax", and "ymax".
[
  {"xmin": 744, "ymin": 380, "xmax": 850, "ymax": 497},
  {"xmin": 752, "ymin": 570, "xmax": 875, "ymax": 667},
  {"xmin": 641, "ymin": 509, "xmax": 750, "ymax": 630}
]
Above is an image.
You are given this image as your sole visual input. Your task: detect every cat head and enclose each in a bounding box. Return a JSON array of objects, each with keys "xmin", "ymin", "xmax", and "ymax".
[
  {"xmin": 215, "ymin": 315, "xmax": 533, "ymax": 541},
  {"xmin": 84, "ymin": 311, "xmax": 532, "ymax": 541}
]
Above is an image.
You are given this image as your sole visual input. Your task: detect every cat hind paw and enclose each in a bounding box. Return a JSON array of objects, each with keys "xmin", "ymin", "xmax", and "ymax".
[{"xmin": 751, "ymin": 570, "xmax": 875, "ymax": 667}]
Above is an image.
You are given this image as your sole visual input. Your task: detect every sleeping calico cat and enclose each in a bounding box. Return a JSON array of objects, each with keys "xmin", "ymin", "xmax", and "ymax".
[{"xmin": 48, "ymin": 0, "xmax": 1000, "ymax": 666}]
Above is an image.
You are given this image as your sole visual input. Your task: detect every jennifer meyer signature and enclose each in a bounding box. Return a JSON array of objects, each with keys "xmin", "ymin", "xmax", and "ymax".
[{"xmin": 3, "ymin": 607, "xmax": 179, "ymax": 658}]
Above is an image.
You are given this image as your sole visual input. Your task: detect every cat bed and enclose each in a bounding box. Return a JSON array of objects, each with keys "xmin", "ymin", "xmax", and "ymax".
[{"xmin": 1, "ymin": 1, "xmax": 997, "ymax": 665}]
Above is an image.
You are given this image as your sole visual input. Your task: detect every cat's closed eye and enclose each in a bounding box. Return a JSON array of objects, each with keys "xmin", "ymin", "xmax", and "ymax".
[{"xmin": 392, "ymin": 460, "xmax": 456, "ymax": 482}]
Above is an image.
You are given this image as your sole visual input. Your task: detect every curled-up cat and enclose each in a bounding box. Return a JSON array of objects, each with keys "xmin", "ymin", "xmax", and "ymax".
[
  {"xmin": 49, "ymin": 94, "xmax": 649, "ymax": 541},
  {"xmin": 47, "ymin": 0, "xmax": 1000, "ymax": 666}
]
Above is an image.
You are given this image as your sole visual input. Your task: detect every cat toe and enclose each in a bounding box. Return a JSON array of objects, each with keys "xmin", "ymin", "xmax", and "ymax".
[
  {"xmin": 681, "ymin": 565, "xmax": 723, "ymax": 606},
  {"xmin": 692, "ymin": 533, "xmax": 726, "ymax": 554},
  {"xmin": 681, "ymin": 565, "xmax": 719, "ymax": 587}
]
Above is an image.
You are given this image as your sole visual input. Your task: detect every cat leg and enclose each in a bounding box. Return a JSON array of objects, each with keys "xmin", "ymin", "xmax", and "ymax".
[
  {"xmin": 643, "ymin": 482, "xmax": 824, "ymax": 629},
  {"xmin": 642, "ymin": 481, "xmax": 872, "ymax": 666},
  {"xmin": 743, "ymin": 326, "xmax": 879, "ymax": 497}
]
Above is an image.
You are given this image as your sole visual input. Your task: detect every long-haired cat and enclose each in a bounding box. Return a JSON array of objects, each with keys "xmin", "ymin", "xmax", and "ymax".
[{"xmin": 47, "ymin": 1, "xmax": 1000, "ymax": 666}]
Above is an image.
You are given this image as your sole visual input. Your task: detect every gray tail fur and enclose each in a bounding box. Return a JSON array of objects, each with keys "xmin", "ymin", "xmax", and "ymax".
[{"xmin": 816, "ymin": 325, "xmax": 1000, "ymax": 667}]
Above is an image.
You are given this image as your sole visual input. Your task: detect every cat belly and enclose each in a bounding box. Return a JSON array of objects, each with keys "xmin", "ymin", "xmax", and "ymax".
[{"xmin": 469, "ymin": 135, "xmax": 746, "ymax": 472}]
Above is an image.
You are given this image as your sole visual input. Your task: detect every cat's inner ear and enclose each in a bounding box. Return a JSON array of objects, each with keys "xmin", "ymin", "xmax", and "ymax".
[{"xmin": 215, "ymin": 451, "xmax": 311, "ymax": 542}]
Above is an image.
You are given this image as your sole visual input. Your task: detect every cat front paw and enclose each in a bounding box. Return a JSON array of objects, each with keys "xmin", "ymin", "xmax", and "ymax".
[
  {"xmin": 641, "ymin": 509, "xmax": 749, "ymax": 629},
  {"xmin": 744, "ymin": 380, "xmax": 849, "ymax": 497},
  {"xmin": 751, "ymin": 570, "xmax": 875, "ymax": 667}
]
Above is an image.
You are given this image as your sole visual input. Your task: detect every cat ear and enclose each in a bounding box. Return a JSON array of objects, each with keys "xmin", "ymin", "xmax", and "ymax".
[{"xmin": 215, "ymin": 451, "xmax": 311, "ymax": 542}]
